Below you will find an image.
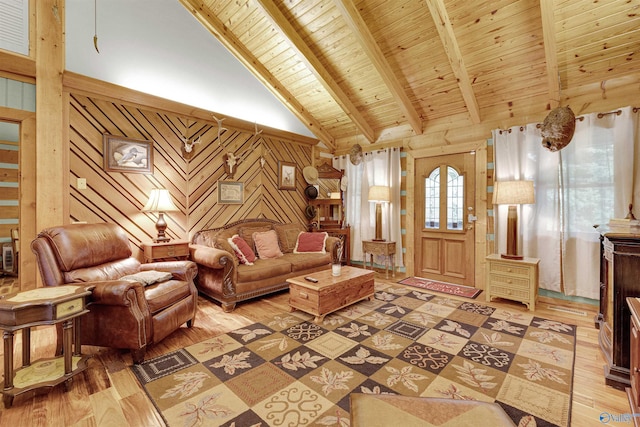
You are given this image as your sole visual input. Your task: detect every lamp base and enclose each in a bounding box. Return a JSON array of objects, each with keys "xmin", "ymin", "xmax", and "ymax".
[
  {"xmin": 372, "ymin": 238, "xmax": 386, "ymax": 242},
  {"xmin": 500, "ymin": 253, "xmax": 523, "ymax": 260}
]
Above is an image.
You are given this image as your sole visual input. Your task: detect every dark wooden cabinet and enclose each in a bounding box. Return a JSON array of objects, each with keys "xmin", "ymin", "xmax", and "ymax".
[
  {"xmin": 626, "ymin": 297, "xmax": 640, "ymax": 425},
  {"xmin": 596, "ymin": 227, "xmax": 640, "ymax": 389}
]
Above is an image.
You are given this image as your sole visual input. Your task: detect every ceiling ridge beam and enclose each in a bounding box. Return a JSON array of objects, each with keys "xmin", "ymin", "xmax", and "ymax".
[
  {"xmin": 424, "ymin": 0, "xmax": 482, "ymax": 124},
  {"xmin": 178, "ymin": 0, "xmax": 335, "ymax": 149},
  {"xmin": 334, "ymin": 0, "xmax": 424, "ymax": 136},
  {"xmin": 539, "ymin": 0, "xmax": 561, "ymax": 109},
  {"xmin": 256, "ymin": 0, "xmax": 375, "ymax": 143}
]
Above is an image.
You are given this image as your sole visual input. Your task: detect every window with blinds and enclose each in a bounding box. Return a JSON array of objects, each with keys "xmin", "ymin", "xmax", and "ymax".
[{"xmin": 0, "ymin": 0, "xmax": 29, "ymax": 56}]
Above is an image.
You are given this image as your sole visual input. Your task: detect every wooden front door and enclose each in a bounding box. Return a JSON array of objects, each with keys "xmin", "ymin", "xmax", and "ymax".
[{"xmin": 414, "ymin": 153, "xmax": 476, "ymax": 286}]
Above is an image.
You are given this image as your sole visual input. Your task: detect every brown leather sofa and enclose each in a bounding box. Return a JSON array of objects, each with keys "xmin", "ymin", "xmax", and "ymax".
[
  {"xmin": 190, "ymin": 218, "xmax": 341, "ymax": 312},
  {"xmin": 31, "ymin": 223, "xmax": 198, "ymax": 364}
]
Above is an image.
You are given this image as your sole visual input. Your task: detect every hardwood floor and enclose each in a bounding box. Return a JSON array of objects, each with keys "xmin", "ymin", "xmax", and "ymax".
[{"xmin": 0, "ymin": 275, "xmax": 630, "ymax": 426}]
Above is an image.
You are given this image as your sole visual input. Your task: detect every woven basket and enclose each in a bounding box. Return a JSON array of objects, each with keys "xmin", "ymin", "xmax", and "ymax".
[{"xmin": 541, "ymin": 106, "xmax": 576, "ymax": 152}]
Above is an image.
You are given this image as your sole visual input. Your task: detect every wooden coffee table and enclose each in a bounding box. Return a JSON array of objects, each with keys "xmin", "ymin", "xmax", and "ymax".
[{"xmin": 287, "ymin": 266, "xmax": 375, "ymax": 322}]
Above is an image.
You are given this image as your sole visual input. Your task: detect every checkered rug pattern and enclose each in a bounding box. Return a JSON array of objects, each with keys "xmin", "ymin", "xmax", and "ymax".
[{"xmin": 132, "ymin": 283, "xmax": 575, "ymax": 427}]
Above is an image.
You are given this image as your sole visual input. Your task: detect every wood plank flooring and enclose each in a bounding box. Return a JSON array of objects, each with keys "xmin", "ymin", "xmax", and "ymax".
[{"xmin": 0, "ymin": 275, "xmax": 630, "ymax": 426}]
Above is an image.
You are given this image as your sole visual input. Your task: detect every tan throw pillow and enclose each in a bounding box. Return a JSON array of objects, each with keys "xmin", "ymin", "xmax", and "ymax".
[
  {"xmin": 294, "ymin": 231, "xmax": 328, "ymax": 254},
  {"xmin": 253, "ymin": 230, "xmax": 283, "ymax": 259},
  {"xmin": 239, "ymin": 226, "xmax": 272, "ymax": 254},
  {"xmin": 120, "ymin": 270, "xmax": 173, "ymax": 286},
  {"xmin": 273, "ymin": 223, "xmax": 306, "ymax": 253}
]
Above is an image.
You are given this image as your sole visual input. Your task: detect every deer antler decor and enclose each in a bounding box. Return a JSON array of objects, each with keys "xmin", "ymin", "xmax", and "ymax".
[
  {"xmin": 180, "ymin": 135, "xmax": 201, "ymax": 159},
  {"xmin": 212, "ymin": 115, "xmax": 227, "ymax": 146}
]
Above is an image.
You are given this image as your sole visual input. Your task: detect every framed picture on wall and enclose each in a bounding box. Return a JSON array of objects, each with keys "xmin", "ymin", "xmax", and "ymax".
[
  {"xmin": 218, "ymin": 181, "xmax": 244, "ymax": 204},
  {"xmin": 103, "ymin": 134, "xmax": 153, "ymax": 174},
  {"xmin": 278, "ymin": 161, "xmax": 296, "ymax": 190}
]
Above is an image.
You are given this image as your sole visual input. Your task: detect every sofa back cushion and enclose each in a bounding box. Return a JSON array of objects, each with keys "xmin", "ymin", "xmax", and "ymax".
[{"xmin": 273, "ymin": 223, "xmax": 307, "ymax": 253}]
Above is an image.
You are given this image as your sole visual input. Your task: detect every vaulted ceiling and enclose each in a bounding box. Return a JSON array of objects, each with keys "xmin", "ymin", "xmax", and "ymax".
[{"xmin": 178, "ymin": 0, "xmax": 640, "ymax": 152}]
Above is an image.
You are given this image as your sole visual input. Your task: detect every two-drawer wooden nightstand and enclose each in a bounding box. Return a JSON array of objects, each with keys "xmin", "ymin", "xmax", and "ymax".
[
  {"xmin": 485, "ymin": 254, "xmax": 540, "ymax": 311},
  {"xmin": 142, "ymin": 241, "xmax": 190, "ymax": 262},
  {"xmin": 362, "ymin": 240, "xmax": 396, "ymax": 279}
]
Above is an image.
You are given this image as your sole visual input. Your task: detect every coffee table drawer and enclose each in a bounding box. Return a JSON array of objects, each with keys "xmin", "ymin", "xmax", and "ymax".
[{"xmin": 289, "ymin": 285, "xmax": 320, "ymax": 313}]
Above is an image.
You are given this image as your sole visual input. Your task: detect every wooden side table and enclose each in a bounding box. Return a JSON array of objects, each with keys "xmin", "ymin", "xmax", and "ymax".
[
  {"xmin": 142, "ymin": 240, "xmax": 189, "ymax": 262},
  {"xmin": 485, "ymin": 254, "xmax": 539, "ymax": 311},
  {"xmin": 362, "ymin": 240, "xmax": 396, "ymax": 278},
  {"xmin": 0, "ymin": 285, "xmax": 93, "ymax": 407}
]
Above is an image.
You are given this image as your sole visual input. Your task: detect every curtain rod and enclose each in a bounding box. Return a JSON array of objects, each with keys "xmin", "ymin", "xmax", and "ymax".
[{"xmin": 497, "ymin": 107, "xmax": 639, "ymax": 132}]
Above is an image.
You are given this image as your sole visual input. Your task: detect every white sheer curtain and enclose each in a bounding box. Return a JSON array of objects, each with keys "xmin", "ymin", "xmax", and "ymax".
[
  {"xmin": 333, "ymin": 148, "xmax": 404, "ymax": 267},
  {"xmin": 493, "ymin": 106, "xmax": 639, "ymax": 299}
]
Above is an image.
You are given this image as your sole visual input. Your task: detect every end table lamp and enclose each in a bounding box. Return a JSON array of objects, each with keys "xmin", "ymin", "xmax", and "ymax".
[
  {"xmin": 493, "ymin": 180, "xmax": 535, "ymax": 260},
  {"xmin": 142, "ymin": 188, "xmax": 178, "ymax": 242},
  {"xmin": 368, "ymin": 185, "xmax": 390, "ymax": 241}
]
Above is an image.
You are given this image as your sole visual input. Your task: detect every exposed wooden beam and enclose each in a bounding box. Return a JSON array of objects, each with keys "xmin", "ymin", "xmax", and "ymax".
[
  {"xmin": 256, "ymin": 0, "xmax": 375, "ymax": 143},
  {"xmin": 333, "ymin": 0, "xmax": 423, "ymax": 136},
  {"xmin": 178, "ymin": 0, "xmax": 335, "ymax": 149},
  {"xmin": 424, "ymin": 0, "xmax": 481, "ymax": 124},
  {"xmin": 539, "ymin": 0, "xmax": 561, "ymax": 109}
]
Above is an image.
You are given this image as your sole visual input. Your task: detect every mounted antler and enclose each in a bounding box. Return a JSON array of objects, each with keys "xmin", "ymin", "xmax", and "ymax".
[{"xmin": 181, "ymin": 135, "xmax": 201, "ymax": 153}]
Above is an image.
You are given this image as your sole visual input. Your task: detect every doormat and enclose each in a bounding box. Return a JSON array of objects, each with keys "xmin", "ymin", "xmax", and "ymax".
[{"xmin": 398, "ymin": 277, "xmax": 482, "ymax": 299}]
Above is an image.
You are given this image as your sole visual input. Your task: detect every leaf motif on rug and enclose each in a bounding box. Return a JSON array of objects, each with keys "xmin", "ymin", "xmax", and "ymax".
[
  {"xmin": 453, "ymin": 360, "xmax": 498, "ymax": 392},
  {"xmin": 385, "ymin": 365, "xmax": 429, "ymax": 392},
  {"xmin": 210, "ymin": 351, "xmax": 252, "ymax": 375},
  {"xmin": 311, "ymin": 367, "xmax": 354, "ymax": 396}
]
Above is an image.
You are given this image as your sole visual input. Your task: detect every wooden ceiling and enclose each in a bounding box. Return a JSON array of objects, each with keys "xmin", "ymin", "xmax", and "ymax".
[{"xmin": 178, "ymin": 0, "xmax": 640, "ymax": 152}]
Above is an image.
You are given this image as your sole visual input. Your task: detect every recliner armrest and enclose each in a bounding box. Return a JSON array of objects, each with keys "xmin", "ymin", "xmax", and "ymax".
[
  {"xmin": 88, "ymin": 279, "xmax": 147, "ymax": 307},
  {"xmin": 140, "ymin": 260, "xmax": 198, "ymax": 282}
]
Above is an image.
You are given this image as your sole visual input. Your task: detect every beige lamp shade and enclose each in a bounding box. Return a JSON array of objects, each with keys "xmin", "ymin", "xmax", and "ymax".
[
  {"xmin": 142, "ymin": 189, "xmax": 179, "ymax": 213},
  {"xmin": 142, "ymin": 189, "xmax": 178, "ymax": 242},
  {"xmin": 368, "ymin": 185, "xmax": 390, "ymax": 241},
  {"xmin": 493, "ymin": 180, "xmax": 535, "ymax": 260},
  {"xmin": 368, "ymin": 185, "xmax": 391, "ymax": 203},
  {"xmin": 492, "ymin": 180, "xmax": 535, "ymax": 205}
]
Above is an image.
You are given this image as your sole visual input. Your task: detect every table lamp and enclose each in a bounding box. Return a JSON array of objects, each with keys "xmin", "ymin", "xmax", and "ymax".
[
  {"xmin": 368, "ymin": 185, "xmax": 390, "ymax": 241},
  {"xmin": 142, "ymin": 188, "xmax": 179, "ymax": 242},
  {"xmin": 492, "ymin": 180, "xmax": 535, "ymax": 259}
]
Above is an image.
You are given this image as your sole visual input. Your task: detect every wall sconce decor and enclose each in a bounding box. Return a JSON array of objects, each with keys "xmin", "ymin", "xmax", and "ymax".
[{"xmin": 142, "ymin": 188, "xmax": 179, "ymax": 242}]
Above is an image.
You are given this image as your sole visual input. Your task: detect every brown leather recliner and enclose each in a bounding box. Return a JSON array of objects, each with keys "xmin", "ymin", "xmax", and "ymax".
[{"xmin": 30, "ymin": 223, "xmax": 198, "ymax": 364}]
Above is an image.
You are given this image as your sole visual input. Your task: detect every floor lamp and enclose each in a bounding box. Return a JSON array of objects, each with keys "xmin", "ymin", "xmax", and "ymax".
[
  {"xmin": 368, "ymin": 185, "xmax": 390, "ymax": 241},
  {"xmin": 142, "ymin": 188, "xmax": 179, "ymax": 242},
  {"xmin": 492, "ymin": 180, "xmax": 535, "ymax": 260}
]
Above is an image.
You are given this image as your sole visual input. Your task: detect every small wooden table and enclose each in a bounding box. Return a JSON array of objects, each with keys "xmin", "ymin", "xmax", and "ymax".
[
  {"xmin": 287, "ymin": 266, "xmax": 375, "ymax": 322},
  {"xmin": 142, "ymin": 240, "xmax": 189, "ymax": 262},
  {"xmin": 0, "ymin": 285, "xmax": 93, "ymax": 407},
  {"xmin": 362, "ymin": 240, "xmax": 396, "ymax": 278}
]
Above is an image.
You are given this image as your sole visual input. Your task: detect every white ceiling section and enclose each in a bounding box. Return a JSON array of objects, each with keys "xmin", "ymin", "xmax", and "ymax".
[{"xmin": 64, "ymin": 0, "xmax": 315, "ymax": 137}]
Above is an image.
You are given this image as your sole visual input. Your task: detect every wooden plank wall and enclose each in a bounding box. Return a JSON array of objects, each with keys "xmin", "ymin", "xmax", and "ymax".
[{"xmin": 68, "ymin": 93, "xmax": 312, "ymax": 259}]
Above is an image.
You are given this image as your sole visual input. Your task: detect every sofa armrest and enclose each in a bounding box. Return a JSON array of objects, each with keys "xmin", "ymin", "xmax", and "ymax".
[
  {"xmin": 189, "ymin": 244, "xmax": 236, "ymax": 269},
  {"xmin": 325, "ymin": 236, "xmax": 342, "ymax": 260},
  {"xmin": 140, "ymin": 260, "xmax": 198, "ymax": 282}
]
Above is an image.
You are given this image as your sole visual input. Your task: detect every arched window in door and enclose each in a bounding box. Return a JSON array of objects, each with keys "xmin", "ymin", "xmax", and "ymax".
[{"xmin": 424, "ymin": 166, "xmax": 464, "ymax": 231}]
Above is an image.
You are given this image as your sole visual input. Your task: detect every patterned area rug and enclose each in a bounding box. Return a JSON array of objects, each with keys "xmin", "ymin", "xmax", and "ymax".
[
  {"xmin": 132, "ymin": 283, "xmax": 575, "ymax": 426},
  {"xmin": 398, "ymin": 277, "xmax": 483, "ymax": 299}
]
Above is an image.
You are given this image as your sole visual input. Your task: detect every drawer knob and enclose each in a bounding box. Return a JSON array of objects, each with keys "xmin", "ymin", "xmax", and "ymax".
[
  {"xmin": 300, "ymin": 292, "xmax": 308, "ymax": 299},
  {"xmin": 507, "ymin": 268, "xmax": 512, "ymax": 272},
  {"xmin": 507, "ymin": 280, "xmax": 512, "ymax": 284}
]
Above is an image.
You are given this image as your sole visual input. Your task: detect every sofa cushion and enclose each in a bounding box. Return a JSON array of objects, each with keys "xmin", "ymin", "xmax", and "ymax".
[
  {"xmin": 228, "ymin": 235, "xmax": 256, "ymax": 265},
  {"xmin": 239, "ymin": 225, "xmax": 272, "ymax": 253},
  {"xmin": 253, "ymin": 230, "xmax": 283, "ymax": 259},
  {"xmin": 273, "ymin": 223, "xmax": 306, "ymax": 253},
  {"xmin": 236, "ymin": 258, "xmax": 291, "ymax": 283},
  {"xmin": 294, "ymin": 232, "xmax": 328, "ymax": 254},
  {"xmin": 283, "ymin": 252, "xmax": 331, "ymax": 272}
]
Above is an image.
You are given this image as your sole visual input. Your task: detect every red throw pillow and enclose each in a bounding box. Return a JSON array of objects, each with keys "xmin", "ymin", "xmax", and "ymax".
[
  {"xmin": 228, "ymin": 235, "xmax": 256, "ymax": 264},
  {"xmin": 294, "ymin": 232, "xmax": 327, "ymax": 254}
]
